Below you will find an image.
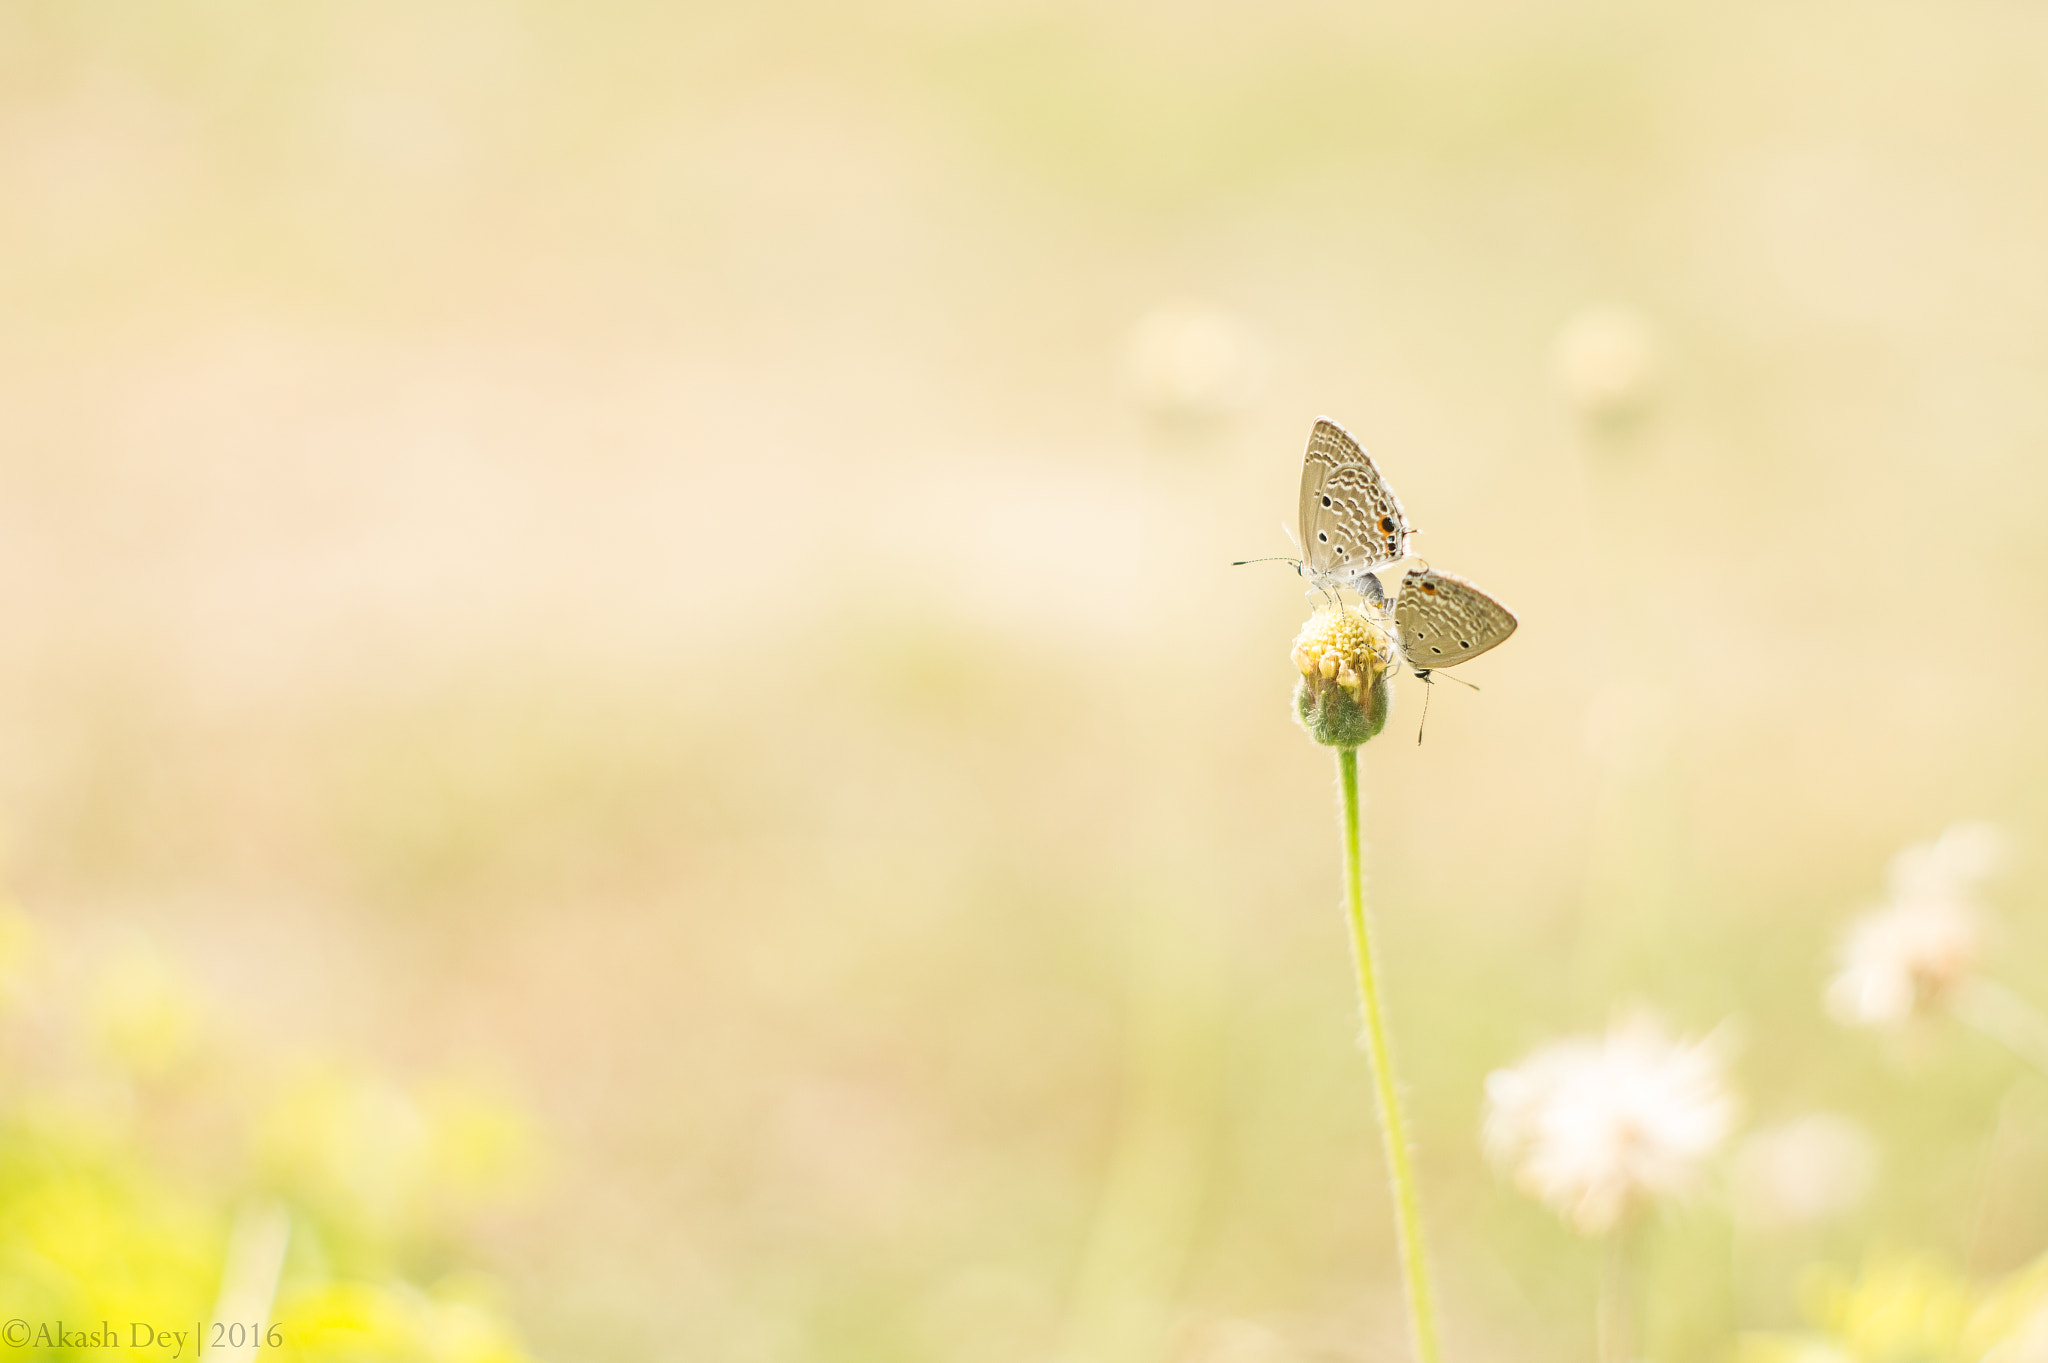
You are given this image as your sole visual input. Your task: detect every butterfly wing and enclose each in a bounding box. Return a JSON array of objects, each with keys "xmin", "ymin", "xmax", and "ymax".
[
  {"xmin": 1297, "ymin": 417, "xmax": 1410, "ymax": 582},
  {"xmin": 1395, "ymin": 567, "xmax": 1518, "ymax": 670}
]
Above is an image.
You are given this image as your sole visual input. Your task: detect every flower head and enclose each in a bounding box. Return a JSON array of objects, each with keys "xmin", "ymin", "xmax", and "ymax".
[
  {"xmin": 1291, "ymin": 604, "xmax": 1397, "ymax": 748},
  {"xmin": 1483, "ymin": 1011, "xmax": 1738, "ymax": 1235},
  {"xmin": 1827, "ymin": 822, "xmax": 2004, "ymax": 1029}
]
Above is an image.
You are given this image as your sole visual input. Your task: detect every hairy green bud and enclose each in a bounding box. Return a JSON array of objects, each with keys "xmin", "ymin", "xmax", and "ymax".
[{"xmin": 1292, "ymin": 604, "xmax": 1397, "ymax": 748}]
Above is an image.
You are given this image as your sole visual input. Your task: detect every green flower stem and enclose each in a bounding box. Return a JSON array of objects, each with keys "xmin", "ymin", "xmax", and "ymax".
[
  {"xmin": 1597, "ymin": 1224, "xmax": 1634, "ymax": 1363},
  {"xmin": 1336, "ymin": 747, "xmax": 1444, "ymax": 1363}
]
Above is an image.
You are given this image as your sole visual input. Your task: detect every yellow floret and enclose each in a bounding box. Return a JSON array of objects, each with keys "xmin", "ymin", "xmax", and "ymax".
[
  {"xmin": 1292, "ymin": 606, "xmax": 1397, "ymax": 687},
  {"xmin": 1291, "ymin": 604, "xmax": 1399, "ymax": 748}
]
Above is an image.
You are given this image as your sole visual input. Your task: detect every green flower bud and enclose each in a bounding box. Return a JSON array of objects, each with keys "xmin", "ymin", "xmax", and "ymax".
[{"xmin": 1292, "ymin": 604, "xmax": 1397, "ymax": 748}]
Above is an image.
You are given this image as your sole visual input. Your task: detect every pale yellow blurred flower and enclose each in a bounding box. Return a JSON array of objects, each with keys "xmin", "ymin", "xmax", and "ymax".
[
  {"xmin": 1828, "ymin": 822, "xmax": 2004, "ymax": 1028},
  {"xmin": 1730, "ymin": 1114, "xmax": 1878, "ymax": 1232},
  {"xmin": 1483, "ymin": 1011, "xmax": 1738, "ymax": 1235},
  {"xmin": 257, "ymin": 1065, "xmax": 429, "ymax": 1228},
  {"xmin": 1743, "ymin": 1252, "xmax": 2048, "ymax": 1363},
  {"xmin": 259, "ymin": 1065, "xmax": 540, "ymax": 1233},
  {"xmin": 421, "ymin": 1078, "xmax": 542, "ymax": 1202},
  {"xmin": 1552, "ymin": 303, "xmax": 1658, "ymax": 425},
  {"xmin": 281, "ymin": 1278, "xmax": 534, "ymax": 1363},
  {"xmin": 8, "ymin": 1154, "xmax": 222, "ymax": 1320},
  {"xmin": 0, "ymin": 902, "xmax": 40, "ymax": 1011},
  {"xmin": 1124, "ymin": 303, "xmax": 1267, "ymax": 421},
  {"xmin": 1800, "ymin": 1256, "xmax": 1973, "ymax": 1363},
  {"xmin": 90, "ymin": 942, "xmax": 206, "ymax": 1078}
]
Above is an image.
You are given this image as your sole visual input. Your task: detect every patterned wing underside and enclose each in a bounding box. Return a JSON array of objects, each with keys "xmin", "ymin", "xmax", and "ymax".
[
  {"xmin": 1395, "ymin": 568, "xmax": 1518, "ymax": 670},
  {"xmin": 1297, "ymin": 418, "xmax": 1409, "ymax": 584}
]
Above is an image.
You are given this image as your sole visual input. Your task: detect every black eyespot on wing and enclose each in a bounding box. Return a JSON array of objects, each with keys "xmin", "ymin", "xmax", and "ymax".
[
  {"xmin": 1420, "ymin": 582, "xmax": 1437, "ymax": 594},
  {"xmin": 1459, "ymin": 640, "xmax": 1471, "ymax": 649},
  {"xmin": 1379, "ymin": 516, "xmax": 1395, "ymax": 532},
  {"xmin": 1430, "ymin": 646, "xmax": 1443, "ymax": 655},
  {"xmin": 1317, "ymin": 532, "xmax": 1328, "ymax": 542},
  {"xmin": 1322, "ymin": 496, "xmax": 1332, "ymax": 507}
]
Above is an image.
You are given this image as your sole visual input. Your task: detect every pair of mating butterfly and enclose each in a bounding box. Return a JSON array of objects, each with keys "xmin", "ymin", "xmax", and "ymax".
[{"xmin": 1248, "ymin": 416, "xmax": 1518, "ymax": 680}]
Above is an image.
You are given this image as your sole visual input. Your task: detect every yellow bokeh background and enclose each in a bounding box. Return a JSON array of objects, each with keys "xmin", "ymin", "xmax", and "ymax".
[{"xmin": 3, "ymin": 1, "xmax": 2047, "ymax": 1360}]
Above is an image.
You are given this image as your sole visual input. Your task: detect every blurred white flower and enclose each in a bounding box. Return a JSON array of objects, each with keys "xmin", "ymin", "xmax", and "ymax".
[
  {"xmin": 1483, "ymin": 1011, "xmax": 1737, "ymax": 1235},
  {"xmin": 1124, "ymin": 303, "xmax": 1267, "ymax": 421},
  {"xmin": 1827, "ymin": 900, "xmax": 1981, "ymax": 1027},
  {"xmin": 1827, "ymin": 822, "xmax": 2004, "ymax": 1028},
  {"xmin": 1729, "ymin": 1114, "xmax": 1878, "ymax": 1232},
  {"xmin": 1887, "ymin": 820, "xmax": 2005, "ymax": 904},
  {"xmin": 1551, "ymin": 303, "xmax": 1658, "ymax": 424}
]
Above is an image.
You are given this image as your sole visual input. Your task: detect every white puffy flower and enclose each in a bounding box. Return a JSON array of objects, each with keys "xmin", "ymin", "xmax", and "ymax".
[
  {"xmin": 1827, "ymin": 900, "xmax": 1981, "ymax": 1027},
  {"xmin": 1729, "ymin": 1114, "xmax": 1878, "ymax": 1231},
  {"xmin": 1887, "ymin": 821, "xmax": 2005, "ymax": 905},
  {"xmin": 1827, "ymin": 822, "xmax": 2004, "ymax": 1028},
  {"xmin": 1483, "ymin": 1012, "xmax": 1737, "ymax": 1236}
]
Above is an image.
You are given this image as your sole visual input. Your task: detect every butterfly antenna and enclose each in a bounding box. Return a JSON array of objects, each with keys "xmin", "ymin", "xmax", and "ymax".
[
  {"xmin": 1439, "ymin": 672, "xmax": 1482, "ymax": 691},
  {"xmin": 1231, "ymin": 555, "xmax": 1303, "ymax": 567},
  {"xmin": 1416, "ymin": 672, "xmax": 1433, "ymax": 745}
]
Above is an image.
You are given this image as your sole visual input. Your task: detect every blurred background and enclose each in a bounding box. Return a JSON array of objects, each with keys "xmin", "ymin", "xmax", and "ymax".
[{"xmin": 3, "ymin": 1, "xmax": 2047, "ymax": 1360}]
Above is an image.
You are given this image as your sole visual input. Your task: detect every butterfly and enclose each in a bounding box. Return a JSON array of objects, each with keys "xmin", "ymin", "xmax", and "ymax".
[
  {"xmin": 1374, "ymin": 565, "xmax": 1518, "ymax": 743},
  {"xmin": 1295, "ymin": 416, "xmax": 1412, "ymax": 600},
  {"xmin": 1388, "ymin": 566, "xmax": 1517, "ymax": 679}
]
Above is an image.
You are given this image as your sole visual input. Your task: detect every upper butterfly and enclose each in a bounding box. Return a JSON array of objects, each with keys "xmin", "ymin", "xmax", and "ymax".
[
  {"xmin": 1392, "ymin": 567, "xmax": 1518, "ymax": 675},
  {"xmin": 1297, "ymin": 416, "xmax": 1412, "ymax": 598}
]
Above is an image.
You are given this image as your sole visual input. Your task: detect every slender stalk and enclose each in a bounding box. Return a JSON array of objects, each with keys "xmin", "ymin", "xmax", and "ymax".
[
  {"xmin": 1336, "ymin": 747, "xmax": 1443, "ymax": 1363},
  {"xmin": 1596, "ymin": 1226, "xmax": 1633, "ymax": 1363}
]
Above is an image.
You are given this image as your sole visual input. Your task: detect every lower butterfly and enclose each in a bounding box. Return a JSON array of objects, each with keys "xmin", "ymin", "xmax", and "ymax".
[
  {"xmin": 1374, "ymin": 565, "xmax": 1517, "ymax": 744},
  {"xmin": 1387, "ymin": 566, "xmax": 1517, "ymax": 677}
]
